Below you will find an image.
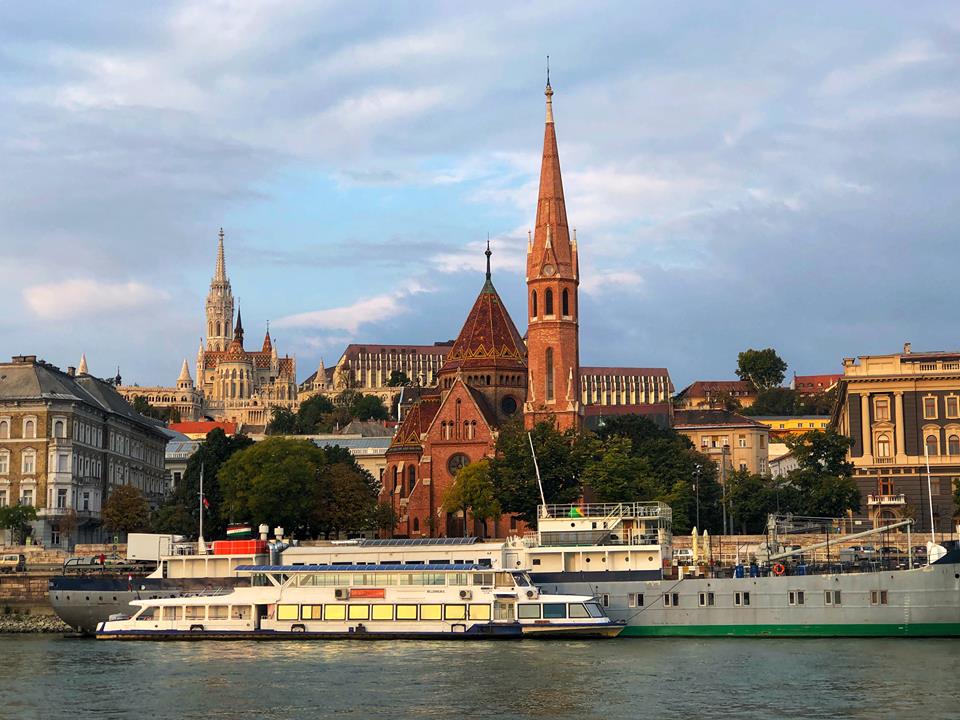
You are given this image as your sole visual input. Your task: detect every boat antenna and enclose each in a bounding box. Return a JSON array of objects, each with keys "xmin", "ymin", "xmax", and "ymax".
[
  {"xmin": 527, "ymin": 432, "xmax": 548, "ymax": 517},
  {"xmin": 198, "ymin": 462, "xmax": 207, "ymax": 555}
]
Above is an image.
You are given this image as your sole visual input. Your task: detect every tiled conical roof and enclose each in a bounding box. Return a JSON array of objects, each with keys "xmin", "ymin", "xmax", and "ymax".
[{"xmin": 438, "ymin": 247, "xmax": 526, "ymax": 376}]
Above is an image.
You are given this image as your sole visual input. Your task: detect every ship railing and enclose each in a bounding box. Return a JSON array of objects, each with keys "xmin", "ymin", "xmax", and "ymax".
[
  {"xmin": 175, "ymin": 586, "xmax": 230, "ymax": 599},
  {"xmin": 538, "ymin": 502, "xmax": 671, "ymax": 521},
  {"xmin": 527, "ymin": 531, "xmax": 662, "ymax": 548}
]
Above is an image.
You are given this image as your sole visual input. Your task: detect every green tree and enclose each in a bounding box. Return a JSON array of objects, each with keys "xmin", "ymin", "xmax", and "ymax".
[
  {"xmin": 219, "ymin": 438, "xmax": 382, "ymax": 539},
  {"xmin": 102, "ymin": 485, "xmax": 150, "ymax": 537},
  {"xmin": 442, "ymin": 459, "xmax": 501, "ymax": 537},
  {"xmin": 594, "ymin": 415, "xmax": 724, "ymax": 534},
  {"xmin": 797, "ymin": 387, "xmax": 838, "ymax": 415},
  {"xmin": 163, "ymin": 428, "xmax": 254, "ymax": 539},
  {"xmin": 743, "ymin": 387, "xmax": 799, "ymax": 416},
  {"xmin": 131, "ymin": 395, "xmax": 181, "ymax": 424},
  {"xmin": 580, "ymin": 436, "xmax": 658, "ymax": 503},
  {"xmin": 298, "ymin": 395, "xmax": 335, "ymax": 433},
  {"xmin": 265, "ymin": 407, "xmax": 299, "ymax": 435},
  {"xmin": 0, "ymin": 505, "xmax": 38, "ymax": 544},
  {"xmin": 151, "ymin": 502, "xmax": 195, "ymax": 536},
  {"xmin": 386, "ymin": 370, "xmax": 411, "ymax": 387},
  {"xmin": 782, "ymin": 429, "xmax": 859, "ymax": 517},
  {"xmin": 726, "ymin": 470, "xmax": 783, "ymax": 534},
  {"xmin": 490, "ymin": 419, "xmax": 595, "ymax": 524},
  {"xmin": 350, "ymin": 393, "xmax": 389, "ymax": 421},
  {"xmin": 736, "ymin": 348, "xmax": 788, "ymax": 391}
]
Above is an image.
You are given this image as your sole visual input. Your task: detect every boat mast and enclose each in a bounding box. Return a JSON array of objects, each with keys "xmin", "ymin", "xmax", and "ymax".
[
  {"xmin": 923, "ymin": 444, "xmax": 936, "ymax": 545},
  {"xmin": 527, "ymin": 432, "xmax": 548, "ymax": 518},
  {"xmin": 198, "ymin": 462, "xmax": 207, "ymax": 555}
]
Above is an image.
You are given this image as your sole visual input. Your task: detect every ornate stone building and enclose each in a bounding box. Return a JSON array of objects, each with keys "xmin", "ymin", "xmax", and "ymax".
[
  {"xmin": 0, "ymin": 355, "xmax": 167, "ymax": 546},
  {"xmin": 116, "ymin": 359, "xmax": 203, "ymax": 422},
  {"xmin": 831, "ymin": 343, "xmax": 960, "ymax": 532},
  {"xmin": 193, "ymin": 231, "xmax": 298, "ymax": 428}
]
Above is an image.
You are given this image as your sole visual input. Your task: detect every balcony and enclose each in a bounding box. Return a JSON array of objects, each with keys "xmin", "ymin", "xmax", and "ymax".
[
  {"xmin": 867, "ymin": 494, "xmax": 906, "ymax": 506},
  {"xmin": 874, "ymin": 457, "xmax": 894, "ymax": 464},
  {"xmin": 915, "ymin": 361, "xmax": 960, "ymax": 373}
]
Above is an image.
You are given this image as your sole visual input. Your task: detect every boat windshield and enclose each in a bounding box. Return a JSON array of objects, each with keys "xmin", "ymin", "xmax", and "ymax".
[
  {"xmin": 584, "ymin": 602, "xmax": 605, "ymax": 618},
  {"xmin": 135, "ymin": 606, "xmax": 156, "ymax": 621},
  {"xmin": 511, "ymin": 572, "xmax": 531, "ymax": 587}
]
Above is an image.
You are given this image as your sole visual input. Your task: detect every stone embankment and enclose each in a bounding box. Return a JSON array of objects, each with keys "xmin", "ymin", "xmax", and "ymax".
[{"xmin": 0, "ymin": 612, "xmax": 70, "ymax": 633}]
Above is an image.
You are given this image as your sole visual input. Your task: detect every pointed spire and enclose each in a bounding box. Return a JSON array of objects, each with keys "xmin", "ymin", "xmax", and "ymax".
[
  {"xmin": 262, "ymin": 323, "xmax": 273, "ymax": 353},
  {"xmin": 177, "ymin": 358, "xmax": 192, "ymax": 385},
  {"xmin": 214, "ymin": 227, "xmax": 228, "ymax": 282},
  {"xmin": 197, "ymin": 340, "xmax": 204, "ymax": 361},
  {"xmin": 78, "ymin": 354, "xmax": 88, "ymax": 375},
  {"xmin": 234, "ymin": 308, "xmax": 244, "ymax": 346}
]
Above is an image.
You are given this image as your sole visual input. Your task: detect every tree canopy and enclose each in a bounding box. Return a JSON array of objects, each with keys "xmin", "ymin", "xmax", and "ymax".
[
  {"xmin": 218, "ymin": 437, "xmax": 390, "ymax": 539},
  {"xmin": 781, "ymin": 429, "xmax": 859, "ymax": 517},
  {"xmin": 102, "ymin": 485, "xmax": 150, "ymax": 536},
  {"xmin": 0, "ymin": 505, "xmax": 38, "ymax": 544},
  {"xmin": 266, "ymin": 391, "xmax": 388, "ymax": 435},
  {"xmin": 131, "ymin": 395, "xmax": 181, "ymax": 424},
  {"xmin": 386, "ymin": 370, "xmax": 411, "ymax": 387},
  {"xmin": 442, "ymin": 459, "xmax": 500, "ymax": 536},
  {"xmin": 736, "ymin": 348, "xmax": 788, "ymax": 391}
]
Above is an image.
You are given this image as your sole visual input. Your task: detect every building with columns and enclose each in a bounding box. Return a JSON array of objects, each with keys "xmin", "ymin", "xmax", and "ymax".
[
  {"xmin": 0, "ymin": 355, "xmax": 168, "ymax": 547},
  {"xmin": 116, "ymin": 359, "xmax": 203, "ymax": 422},
  {"xmin": 831, "ymin": 343, "xmax": 960, "ymax": 532}
]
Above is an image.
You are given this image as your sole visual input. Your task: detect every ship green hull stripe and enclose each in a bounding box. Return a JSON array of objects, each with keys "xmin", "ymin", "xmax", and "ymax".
[{"xmin": 620, "ymin": 623, "xmax": 960, "ymax": 638}]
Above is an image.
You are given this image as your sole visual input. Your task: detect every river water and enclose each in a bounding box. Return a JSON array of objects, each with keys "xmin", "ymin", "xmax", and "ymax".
[{"xmin": 1, "ymin": 635, "xmax": 956, "ymax": 720}]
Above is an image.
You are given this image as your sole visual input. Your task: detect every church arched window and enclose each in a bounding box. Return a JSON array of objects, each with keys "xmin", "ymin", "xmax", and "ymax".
[
  {"xmin": 407, "ymin": 465, "xmax": 416, "ymax": 494},
  {"xmin": 545, "ymin": 348, "xmax": 555, "ymax": 401},
  {"xmin": 413, "ymin": 517, "xmax": 420, "ymax": 533},
  {"xmin": 562, "ymin": 289, "xmax": 569, "ymax": 316},
  {"xmin": 545, "ymin": 289, "xmax": 554, "ymax": 316},
  {"xmin": 531, "ymin": 290, "xmax": 538, "ymax": 318},
  {"xmin": 216, "ymin": 321, "xmax": 221, "ymax": 337}
]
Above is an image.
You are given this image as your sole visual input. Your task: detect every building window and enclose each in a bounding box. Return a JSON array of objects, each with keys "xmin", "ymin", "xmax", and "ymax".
[
  {"xmin": 82, "ymin": 492, "xmax": 90, "ymax": 511},
  {"xmin": 0, "ymin": 420, "xmax": 8, "ymax": 439},
  {"xmin": 874, "ymin": 397, "xmax": 890, "ymax": 421},
  {"xmin": 21, "ymin": 488, "xmax": 33, "ymax": 506},
  {"xmin": 56, "ymin": 488, "xmax": 68, "ymax": 509},
  {"xmin": 0, "ymin": 451, "xmax": 8, "ymax": 475},
  {"xmin": 949, "ymin": 435, "xmax": 960, "ymax": 456},
  {"xmin": 447, "ymin": 453, "xmax": 470, "ymax": 476},
  {"xmin": 531, "ymin": 290, "xmax": 538, "ymax": 318},
  {"xmin": 923, "ymin": 396, "xmax": 938, "ymax": 420},
  {"xmin": 53, "ymin": 419, "xmax": 66, "ymax": 439},
  {"xmin": 876, "ymin": 433, "xmax": 891, "ymax": 458},
  {"xmin": 407, "ymin": 466, "xmax": 416, "ymax": 494},
  {"xmin": 925, "ymin": 434, "xmax": 939, "ymax": 457},
  {"xmin": 738, "ymin": 463, "xmax": 747, "ymax": 472},
  {"xmin": 545, "ymin": 289, "xmax": 554, "ymax": 316},
  {"xmin": 947, "ymin": 396, "xmax": 960, "ymax": 419},
  {"xmin": 22, "ymin": 450, "xmax": 36, "ymax": 475},
  {"xmin": 738, "ymin": 435, "xmax": 746, "ymax": 448},
  {"xmin": 412, "ymin": 517, "xmax": 420, "ymax": 533},
  {"xmin": 23, "ymin": 419, "xmax": 36, "ymax": 439},
  {"xmin": 0, "ymin": 490, "xmax": 6, "ymax": 507},
  {"xmin": 562, "ymin": 289, "xmax": 569, "ymax": 316},
  {"xmin": 545, "ymin": 348, "xmax": 554, "ymax": 402}
]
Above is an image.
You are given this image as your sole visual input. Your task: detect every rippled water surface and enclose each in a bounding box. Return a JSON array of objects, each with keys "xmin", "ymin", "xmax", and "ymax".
[{"xmin": 1, "ymin": 635, "xmax": 957, "ymax": 720}]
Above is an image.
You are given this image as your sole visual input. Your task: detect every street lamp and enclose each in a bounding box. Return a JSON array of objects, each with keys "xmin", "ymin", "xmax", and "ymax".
[{"xmin": 693, "ymin": 463, "xmax": 701, "ymax": 530}]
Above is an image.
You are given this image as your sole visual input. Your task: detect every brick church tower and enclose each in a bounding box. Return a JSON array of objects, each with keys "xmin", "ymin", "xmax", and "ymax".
[{"xmin": 524, "ymin": 77, "xmax": 582, "ymax": 431}]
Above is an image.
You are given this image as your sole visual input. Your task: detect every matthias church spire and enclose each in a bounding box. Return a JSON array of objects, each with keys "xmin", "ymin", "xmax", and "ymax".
[{"xmin": 205, "ymin": 227, "xmax": 235, "ymax": 351}]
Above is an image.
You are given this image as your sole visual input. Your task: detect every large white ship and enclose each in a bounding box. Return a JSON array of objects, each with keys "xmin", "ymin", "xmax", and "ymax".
[{"xmin": 52, "ymin": 505, "xmax": 960, "ymax": 637}]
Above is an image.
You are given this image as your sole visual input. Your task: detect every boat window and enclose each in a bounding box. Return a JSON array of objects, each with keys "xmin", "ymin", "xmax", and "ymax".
[
  {"xmin": 372, "ymin": 605, "xmax": 393, "ymax": 621},
  {"xmin": 495, "ymin": 572, "xmax": 514, "ymax": 588},
  {"xmin": 584, "ymin": 603, "xmax": 605, "ymax": 618},
  {"xmin": 824, "ymin": 591, "xmax": 832, "ymax": 606},
  {"xmin": 325, "ymin": 605, "xmax": 347, "ymax": 620},
  {"xmin": 208, "ymin": 606, "xmax": 228, "ymax": 619},
  {"xmin": 568, "ymin": 603, "xmax": 590, "ymax": 618},
  {"xmin": 162, "ymin": 607, "xmax": 182, "ymax": 621},
  {"xmin": 420, "ymin": 604, "xmax": 442, "ymax": 620},
  {"xmin": 231, "ymin": 606, "xmax": 251, "ymax": 620},
  {"xmin": 136, "ymin": 607, "xmax": 157, "ymax": 621},
  {"xmin": 518, "ymin": 604, "xmax": 541, "ymax": 619},
  {"xmin": 542, "ymin": 603, "xmax": 566, "ymax": 619},
  {"xmin": 348, "ymin": 605, "xmax": 370, "ymax": 620},
  {"xmin": 833, "ymin": 590, "xmax": 841, "ymax": 606},
  {"xmin": 396, "ymin": 604, "xmax": 418, "ymax": 620},
  {"xmin": 468, "ymin": 604, "xmax": 491, "ymax": 620},
  {"xmin": 511, "ymin": 572, "xmax": 530, "ymax": 587},
  {"xmin": 301, "ymin": 605, "xmax": 323, "ymax": 620},
  {"xmin": 472, "ymin": 573, "xmax": 494, "ymax": 587},
  {"xmin": 447, "ymin": 573, "xmax": 469, "ymax": 586},
  {"xmin": 444, "ymin": 604, "xmax": 467, "ymax": 620},
  {"xmin": 277, "ymin": 604, "xmax": 299, "ymax": 621},
  {"xmin": 185, "ymin": 606, "xmax": 205, "ymax": 620}
]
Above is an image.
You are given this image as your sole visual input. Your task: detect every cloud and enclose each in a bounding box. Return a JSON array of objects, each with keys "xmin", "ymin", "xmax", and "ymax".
[
  {"xmin": 818, "ymin": 41, "xmax": 945, "ymax": 96},
  {"xmin": 23, "ymin": 279, "xmax": 170, "ymax": 319},
  {"xmin": 273, "ymin": 283, "xmax": 431, "ymax": 334}
]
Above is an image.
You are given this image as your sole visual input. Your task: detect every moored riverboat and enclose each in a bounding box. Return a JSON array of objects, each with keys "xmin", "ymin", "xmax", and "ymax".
[{"xmin": 94, "ymin": 564, "xmax": 623, "ymax": 640}]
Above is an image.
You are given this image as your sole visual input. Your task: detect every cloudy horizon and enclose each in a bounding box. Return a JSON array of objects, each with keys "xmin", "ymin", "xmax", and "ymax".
[{"xmin": 2, "ymin": 2, "xmax": 958, "ymax": 390}]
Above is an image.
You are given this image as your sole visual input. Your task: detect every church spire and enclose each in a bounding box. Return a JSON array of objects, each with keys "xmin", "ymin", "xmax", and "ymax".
[
  {"xmin": 214, "ymin": 227, "xmax": 227, "ymax": 282},
  {"xmin": 482, "ymin": 235, "xmax": 494, "ymax": 292},
  {"xmin": 78, "ymin": 353, "xmax": 88, "ymax": 375},
  {"xmin": 234, "ymin": 307, "xmax": 244, "ymax": 344}
]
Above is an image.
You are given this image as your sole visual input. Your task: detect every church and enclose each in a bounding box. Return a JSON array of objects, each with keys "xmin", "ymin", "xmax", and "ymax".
[{"xmin": 380, "ymin": 78, "xmax": 585, "ymax": 538}]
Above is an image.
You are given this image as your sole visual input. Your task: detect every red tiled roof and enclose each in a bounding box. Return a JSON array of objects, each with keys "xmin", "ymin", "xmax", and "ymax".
[
  {"xmin": 169, "ymin": 421, "xmax": 237, "ymax": 436},
  {"xmin": 680, "ymin": 380, "xmax": 756, "ymax": 396},
  {"xmin": 438, "ymin": 280, "xmax": 526, "ymax": 376},
  {"xmin": 387, "ymin": 396, "xmax": 441, "ymax": 453},
  {"xmin": 793, "ymin": 374, "xmax": 841, "ymax": 390}
]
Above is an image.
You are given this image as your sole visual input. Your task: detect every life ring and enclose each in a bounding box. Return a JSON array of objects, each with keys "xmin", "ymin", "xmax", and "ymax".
[{"xmin": 772, "ymin": 563, "xmax": 786, "ymax": 576}]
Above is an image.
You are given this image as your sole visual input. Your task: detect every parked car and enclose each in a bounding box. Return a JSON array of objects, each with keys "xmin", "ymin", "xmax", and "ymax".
[
  {"xmin": 911, "ymin": 545, "xmax": 929, "ymax": 562},
  {"xmin": 672, "ymin": 548, "xmax": 694, "ymax": 565},
  {"xmin": 840, "ymin": 545, "xmax": 877, "ymax": 563},
  {"xmin": 878, "ymin": 546, "xmax": 903, "ymax": 557},
  {"xmin": 0, "ymin": 554, "xmax": 26, "ymax": 573}
]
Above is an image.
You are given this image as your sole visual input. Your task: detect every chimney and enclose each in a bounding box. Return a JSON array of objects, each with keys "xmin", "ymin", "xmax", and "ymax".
[
  {"xmin": 67, "ymin": 366, "xmax": 76, "ymax": 377},
  {"xmin": 903, "ymin": 342, "xmax": 912, "ymax": 355}
]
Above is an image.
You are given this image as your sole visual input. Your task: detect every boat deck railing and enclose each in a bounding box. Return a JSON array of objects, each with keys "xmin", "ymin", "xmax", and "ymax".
[{"xmin": 538, "ymin": 502, "xmax": 672, "ymax": 521}]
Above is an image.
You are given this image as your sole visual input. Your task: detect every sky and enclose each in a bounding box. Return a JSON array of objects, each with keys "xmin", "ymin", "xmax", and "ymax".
[{"xmin": 1, "ymin": 2, "xmax": 958, "ymax": 390}]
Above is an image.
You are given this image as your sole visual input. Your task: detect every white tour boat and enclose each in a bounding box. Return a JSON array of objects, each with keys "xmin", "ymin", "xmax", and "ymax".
[{"xmin": 94, "ymin": 563, "xmax": 623, "ymax": 640}]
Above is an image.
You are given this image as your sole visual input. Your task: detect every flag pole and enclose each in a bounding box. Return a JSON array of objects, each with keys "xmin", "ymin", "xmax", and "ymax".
[
  {"xmin": 527, "ymin": 432, "xmax": 548, "ymax": 518},
  {"xmin": 198, "ymin": 462, "xmax": 207, "ymax": 555}
]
